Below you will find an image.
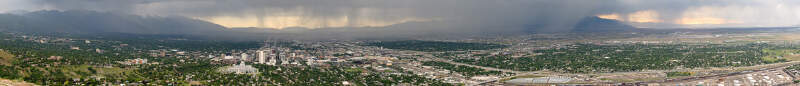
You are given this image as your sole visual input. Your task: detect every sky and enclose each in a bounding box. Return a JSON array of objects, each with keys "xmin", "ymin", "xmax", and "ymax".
[{"xmin": 1, "ymin": 0, "xmax": 799, "ymax": 31}]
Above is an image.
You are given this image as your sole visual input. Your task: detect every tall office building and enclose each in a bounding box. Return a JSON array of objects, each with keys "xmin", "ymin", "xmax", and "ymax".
[{"xmin": 257, "ymin": 50, "xmax": 266, "ymax": 64}]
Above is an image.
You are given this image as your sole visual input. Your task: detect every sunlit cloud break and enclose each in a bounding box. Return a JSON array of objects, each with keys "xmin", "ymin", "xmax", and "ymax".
[{"xmin": 202, "ymin": 15, "xmax": 432, "ymax": 29}]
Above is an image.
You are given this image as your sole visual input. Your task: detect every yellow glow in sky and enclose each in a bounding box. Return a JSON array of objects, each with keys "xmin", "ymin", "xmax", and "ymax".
[
  {"xmin": 200, "ymin": 15, "xmax": 430, "ymax": 29},
  {"xmin": 675, "ymin": 17, "xmax": 731, "ymax": 25},
  {"xmin": 627, "ymin": 10, "xmax": 662, "ymax": 23},
  {"xmin": 597, "ymin": 13, "xmax": 622, "ymax": 21},
  {"xmin": 674, "ymin": 6, "xmax": 739, "ymax": 25}
]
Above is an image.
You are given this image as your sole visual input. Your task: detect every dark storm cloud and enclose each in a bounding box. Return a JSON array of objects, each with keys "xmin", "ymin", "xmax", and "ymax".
[
  {"xmin": 26, "ymin": 0, "xmax": 800, "ymax": 26},
  {"xmin": 2, "ymin": 0, "xmax": 799, "ymax": 40},
  {"xmin": 29, "ymin": 0, "xmax": 158, "ymax": 13},
  {"xmin": 32, "ymin": 0, "xmax": 622, "ymax": 31}
]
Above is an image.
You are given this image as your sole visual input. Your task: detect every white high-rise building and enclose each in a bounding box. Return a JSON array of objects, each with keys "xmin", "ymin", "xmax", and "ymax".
[
  {"xmin": 257, "ymin": 50, "xmax": 266, "ymax": 64},
  {"xmin": 241, "ymin": 53, "xmax": 248, "ymax": 61},
  {"xmin": 268, "ymin": 53, "xmax": 277, "ymax": 65}
]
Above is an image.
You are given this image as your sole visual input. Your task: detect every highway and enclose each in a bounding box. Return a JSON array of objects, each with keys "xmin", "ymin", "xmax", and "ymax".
[
  {"xmin": 475, "ymin": 61, "xmax": 800, "ymax": 85},
  {"xmin": 423, "ymin": 55, "xmax": 800, "ymax": 86}
]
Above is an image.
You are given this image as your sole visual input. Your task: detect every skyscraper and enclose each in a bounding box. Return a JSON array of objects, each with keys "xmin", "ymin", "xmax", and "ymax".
[{"xmin": 258, "ymin": 50, "xmax": 266, "ymax": 64}]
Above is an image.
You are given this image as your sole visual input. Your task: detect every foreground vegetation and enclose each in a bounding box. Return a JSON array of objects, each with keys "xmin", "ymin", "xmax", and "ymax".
[{"xmin": 666, "ymin": 72, "xmax": 693, "ymax": 77}]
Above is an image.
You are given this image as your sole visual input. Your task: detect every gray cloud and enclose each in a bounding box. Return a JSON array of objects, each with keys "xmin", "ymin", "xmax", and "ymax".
[
  {"xmin": 2, "ymin": 0, "xmax": 799, "ymax": 40},
  {"xmin": 32, "ymin": 0, "xmax": 618, "ymax": 30}
]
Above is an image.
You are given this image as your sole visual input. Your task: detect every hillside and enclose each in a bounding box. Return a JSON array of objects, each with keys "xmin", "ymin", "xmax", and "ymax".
[
  {"xmin": 0, "ymin": 78, "xmax": 35, "ymax": 86},
  {"xmin": 0, "ymin": 50, "xmax": 13, "ymax": 66}
]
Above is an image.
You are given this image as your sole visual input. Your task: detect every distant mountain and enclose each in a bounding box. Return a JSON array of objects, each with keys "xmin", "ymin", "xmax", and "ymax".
[
  {"xmin": 0, "ymin": 10, "xmax": 225, "ymax": 34},
  {"xmin": 572, "ymin": 16, "xmax": 637, "ymax": 32},
  {"xmin": 0, "ymin": 10, "xmax": 258, "ymax": 40}
]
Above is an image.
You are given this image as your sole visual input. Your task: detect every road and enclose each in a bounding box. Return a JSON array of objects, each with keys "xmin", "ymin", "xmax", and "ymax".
[
  {"xmin": 424, "ymin": 56, "xmax": 800, "ymax": 86},
  {"xmin": 474, "ymin": 61, "xmax": 800, "ymax": 85},
  {"xmin": 644, "ymin": 61, "xmax": 800, "ymax": 86}
]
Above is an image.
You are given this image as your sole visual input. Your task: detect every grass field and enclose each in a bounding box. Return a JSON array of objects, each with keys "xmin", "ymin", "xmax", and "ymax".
[
  {"xmin": 762, "ymin": 49, "xmax": 800, "ymax": 61},
  {"xmin": 59, "ymin": 65, "xmax": 135, "ymax": 79}
]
